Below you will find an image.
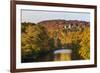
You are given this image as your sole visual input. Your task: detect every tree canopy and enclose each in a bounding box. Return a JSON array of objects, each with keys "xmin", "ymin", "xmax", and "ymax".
[{"xmin": 21, "ymin": 21, "xmax": 90, "ymax": 62}]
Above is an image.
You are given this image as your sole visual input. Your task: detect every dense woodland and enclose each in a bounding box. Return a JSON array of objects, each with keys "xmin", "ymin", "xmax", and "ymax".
[{"xmin": 21, "ymin": 20, "xmax": 90, "ymax": 63}]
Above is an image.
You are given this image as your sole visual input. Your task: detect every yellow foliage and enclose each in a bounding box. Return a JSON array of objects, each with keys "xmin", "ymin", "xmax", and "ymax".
[{"xmin": 79, "ymin": 27, "xmax": 90, "ymax": 59}]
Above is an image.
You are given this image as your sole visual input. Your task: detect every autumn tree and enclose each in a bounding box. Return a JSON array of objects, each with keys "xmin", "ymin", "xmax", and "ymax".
[
  {"xmin": 21, "ymin": 24, "xmax": 50, "ymax": 61},
  {"xmin": 21, "ymin": 22, "xmax": 36, "ymax": 32},
  {"xmin": 79, "ymin": 27, "xmax": 90, "ymax": 59}
]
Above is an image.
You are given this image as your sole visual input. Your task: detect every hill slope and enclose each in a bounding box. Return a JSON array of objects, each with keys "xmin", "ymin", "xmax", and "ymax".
[{"xmin": 38, "ymin": 19, "xmax": 90, "ymax": 31}]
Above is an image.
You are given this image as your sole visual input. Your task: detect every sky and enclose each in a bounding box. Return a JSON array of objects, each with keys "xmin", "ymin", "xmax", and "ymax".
[{"xmin": 21, "ymin": 9, "xmax": 90, "ymax": 23}]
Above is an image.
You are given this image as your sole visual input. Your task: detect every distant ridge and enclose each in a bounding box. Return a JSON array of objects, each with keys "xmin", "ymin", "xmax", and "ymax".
[{"xmin": 37, "ymin": 19, "xmax": 90, "ymax": 31}]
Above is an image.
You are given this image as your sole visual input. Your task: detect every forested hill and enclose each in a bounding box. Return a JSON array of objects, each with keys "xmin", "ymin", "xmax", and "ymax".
[
  {"xmin": 21, "ymin": 19, "xmax": 90, "ymax": 62},
  {"xmin": 37, "ymin": 20, "xmax": 90, "ymax": 31}
]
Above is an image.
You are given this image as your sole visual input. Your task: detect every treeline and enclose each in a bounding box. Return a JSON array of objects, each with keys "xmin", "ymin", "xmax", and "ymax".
[{"xmin": 21, "ymin": 20, "xmax": 90, "ymax": 63}]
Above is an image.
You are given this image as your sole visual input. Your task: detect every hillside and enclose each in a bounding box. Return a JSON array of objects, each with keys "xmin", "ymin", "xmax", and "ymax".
[
  {"xmin": 21, "ymin": 19, "xmax": 90, "ymax": 62},
  {"xmin": 38, "ymin": 19, "xmax": 90, "ymax": 31}
]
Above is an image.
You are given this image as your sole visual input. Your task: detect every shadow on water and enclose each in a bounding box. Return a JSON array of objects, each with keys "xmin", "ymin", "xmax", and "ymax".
[{"xmin": 21, "ymin": 38, "xmax": 82, "ymax": 63}]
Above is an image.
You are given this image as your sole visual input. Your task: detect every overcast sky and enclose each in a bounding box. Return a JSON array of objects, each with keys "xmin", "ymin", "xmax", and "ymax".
[{"xmin": 21, "ymin": 9, "xmax": 90, "ymax": 23}]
